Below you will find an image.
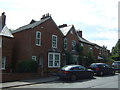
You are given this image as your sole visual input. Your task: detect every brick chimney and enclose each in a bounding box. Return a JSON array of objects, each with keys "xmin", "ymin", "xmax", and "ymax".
[
  {"xmin": 58, "ymin": 24, "xmax": 67, "ymax": 28},
  {"xmin": 0, "ymin": 12, "xmax": 6, "ymax": 32},
  {"xmin": 2, "ymin": 12, "xmax": 6, "ymax": 28},
  {"xmin": 41, "ymin": 13, "xmax": 51, "ymax": 20},
  {"xmin": 77, "ymin": 31, "xmax": 82, "ymax": 37}
]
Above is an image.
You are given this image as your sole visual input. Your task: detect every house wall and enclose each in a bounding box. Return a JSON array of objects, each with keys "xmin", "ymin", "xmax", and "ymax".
[
  {"xmin": 65, "ymin": 27, "xmax": 79, "ymax": 52},
  {"xmin": 12, "ymin": 18, "xmax": 64, "ymax": 72},
  {"xmin": 2, "ymin": 36, "xmax": 13, "ymax": 73},
  {"xmin": 93, "ymin": 46, "xmax": 99, "ymax": 61}
]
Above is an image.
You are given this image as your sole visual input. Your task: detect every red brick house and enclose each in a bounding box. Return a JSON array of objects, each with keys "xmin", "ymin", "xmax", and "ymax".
[
  {"xmin": 76, "ymin": 31, "xmax": 94, "ymax": 55},
  {"xmin": 59, "ymin": 24, "xmax": 80, "ymax": 65},
  {"xmin": 12, "ymin": 14, "xmax": 64, "ymax": 73},
  {"xmin": 0, "ymin": 12, "xmax": 14, "ymax": 73}
]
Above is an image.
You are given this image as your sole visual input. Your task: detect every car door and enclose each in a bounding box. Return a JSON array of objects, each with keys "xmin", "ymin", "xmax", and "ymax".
[
  {"xmin": 103, "ymin": 64, "xmax": 111, "ymax": 74},
  {"xmin": 78, "ymin": 66, "xmax": 87, "ymax": 78},
  {"xmin": 105, "ymin": 64, "xmax": 113, "ymax": 74}
]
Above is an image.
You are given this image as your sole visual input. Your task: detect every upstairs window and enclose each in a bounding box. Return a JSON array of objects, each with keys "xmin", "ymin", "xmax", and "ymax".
[
  {"xmin": 64, "ymin": 38, "xmax": 67, "ymax": 50},
  {"xmin": 52, "ymin": 35, "xmax": 57, "ymax": 48},
  {"xmin": 36, "ymin": 31, "xmax": 41, "ymax": 46},
  {"xmin": 72, "ymin": 40, "xmax": 76, "ymax": 50}
]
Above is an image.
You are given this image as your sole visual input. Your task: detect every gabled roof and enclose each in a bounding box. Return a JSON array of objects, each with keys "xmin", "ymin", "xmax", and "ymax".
[
  {"xmin": 77, "ymin": 35, "xmax": 95, "ymax": 45},
  {"xmin": 0, "ymin": 25, "xmax": 14, "ymax": 38},
  {"xmin": 12, "ymin": 17, "xmax": 51, "ymax": 33},
  {"xmin": 59, "ymin": 25, "xmax": 73, "ymax": 36}
]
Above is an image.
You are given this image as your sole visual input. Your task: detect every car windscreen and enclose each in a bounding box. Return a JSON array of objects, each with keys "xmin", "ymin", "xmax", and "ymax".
[
  {"xmin": 90, "ymin": 64, "xmax": 97, "ymax": 68},
  {"xmin": 61, "ymin": 65, "xmax": 72, "ymax": 70}
]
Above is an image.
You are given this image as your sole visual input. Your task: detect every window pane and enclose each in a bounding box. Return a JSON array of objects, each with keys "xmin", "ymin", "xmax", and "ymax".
[
  {"xmin": 64, "ymin": 38, "xmax": 67, "ymax": 50},
  {"xmin": 55, "ymin": 61, "xmax": 59, "ymax": 66},
  {"xmin": 49, "ymin": 54, "xmax": 53, "ymax": 66},
  {"xmin": 36, "ymin": 31, "xmax": 41, "ymax": 46},
  {"xmin": 55, "ymin": 54, "xmax": 59, "ymax": 66},
  {"xmin": 49, "ymin": 61, "xmax": 53, "ymax": 66},
  {"xmin": 52, "ymin": 35, "xmax": 57, "ymax": 48},
  {"xmin": 55, "ymin": 55, "xmax": 59, "ymax": 61}
]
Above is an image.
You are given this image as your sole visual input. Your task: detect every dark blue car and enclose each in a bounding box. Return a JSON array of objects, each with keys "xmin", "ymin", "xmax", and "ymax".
[
  {"xmin": 57, "ymin": 65, "xmax": 94, "ymax": 81},
  {"xmin": 89, "ymin": 63, "xmax": 115, "ymax": 76}
]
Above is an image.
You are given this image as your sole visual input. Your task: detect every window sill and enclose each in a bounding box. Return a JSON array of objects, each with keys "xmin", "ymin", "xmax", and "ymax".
[{"xmin": 48, "ymin": 66, "xmax": 60, "ymax": 68}]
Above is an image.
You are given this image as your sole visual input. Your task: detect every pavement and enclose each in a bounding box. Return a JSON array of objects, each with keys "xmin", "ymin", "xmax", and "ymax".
[{"xmin": 0, "ymin": 75, "xmax": 59, "ymax": 89}]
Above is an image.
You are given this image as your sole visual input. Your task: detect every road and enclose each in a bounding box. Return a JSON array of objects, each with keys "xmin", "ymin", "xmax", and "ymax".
[{"xmin": 13, "ymin": 73, "xmax": 119, "ymax": 89}]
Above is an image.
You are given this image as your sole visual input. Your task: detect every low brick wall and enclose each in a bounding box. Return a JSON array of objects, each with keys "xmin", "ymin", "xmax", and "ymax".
[{"xmin": 1, "ymin": 73, "xmax": 43, "ymax": 82}]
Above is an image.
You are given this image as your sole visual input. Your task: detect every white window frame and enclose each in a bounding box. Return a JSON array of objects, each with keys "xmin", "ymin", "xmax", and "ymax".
[
  {"xmin": 48, "ymin": 53, "xmax": 60, "ymax": 68},
  {"xmin": 32, "ymin": 56, "xmax": 37, "ymax": 61},
  {"xmin": 36, "ymin": 31, "xmax": 41, "ymax": 46},
  {"xmin": 52, "ymin": 35, "xmax": 57, "ymax": 48},
  {"xmin": 1, "ymin": 56, "xmax": 6, "ymax": 70},
  {"xmin": 72, "ymin": 40, "xmax": 76, "ymax": 51},
  {"xmin": 64, "ymin": 38, "xmax": 67, "ymax": 50}
]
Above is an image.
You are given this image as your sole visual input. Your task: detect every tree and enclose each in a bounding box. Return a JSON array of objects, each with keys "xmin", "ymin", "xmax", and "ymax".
[
  {"xmin": 76, "ymin": 43, "xmax": 84, "ymax": 65},
  {"xmin": 84, "ymin": 51, "xmax": 96, "ymax": 67},
  {"xmin": 111, "ymin": 39, "xmax": 120, "ymax": 61}
]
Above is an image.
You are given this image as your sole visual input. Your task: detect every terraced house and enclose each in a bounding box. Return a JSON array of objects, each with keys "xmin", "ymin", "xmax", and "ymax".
[
  {"xmin": 59, "ymin": 24, "xmax": 80, "ymax": 65},
  {"xmin": 12, "ymin": 13, "xmax": 64, "ymax": 73},
  {"xmin": 0, "ymin": 12, "xmax": 111, "ymax": 82},
  {"xmin": 0, "ymin": 12, "xmax": 14, "ymax": 73}
]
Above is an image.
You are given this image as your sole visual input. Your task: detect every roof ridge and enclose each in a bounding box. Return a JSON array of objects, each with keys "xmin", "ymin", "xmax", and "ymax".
[{"xmin": 12, "ymin": 17, "xmax": 51, "ymax": 33}]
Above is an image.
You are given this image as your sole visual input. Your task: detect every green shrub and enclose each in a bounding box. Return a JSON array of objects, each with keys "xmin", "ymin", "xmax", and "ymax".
[{"xmin": 17, "ymin": 60, "xmax": 38, "ymax": 73}]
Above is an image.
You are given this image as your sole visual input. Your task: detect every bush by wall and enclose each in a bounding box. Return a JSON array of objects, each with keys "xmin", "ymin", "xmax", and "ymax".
[{"xmin": 17, "ymin": 60, "xmax": 38, "ymax": 73}]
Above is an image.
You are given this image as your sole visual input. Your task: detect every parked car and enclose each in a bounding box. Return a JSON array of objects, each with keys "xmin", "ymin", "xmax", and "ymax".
[
  {"xmin": 57, "ymin": 65, "xmax": 94, "ymax": 81},
  {"xmin": 89, "ymin": 63, "xmax": 115, "ymax": 76},
  {"xmin": 112, "ymin": 61, "xmax": 120, "ymax": 72}
]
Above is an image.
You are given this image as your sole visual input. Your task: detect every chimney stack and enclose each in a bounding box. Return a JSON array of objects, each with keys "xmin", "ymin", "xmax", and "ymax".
[
  {"xmin": 0, "ymin": 12, "xmax": 6, "ymax": 32},
  {"xmin": 2, "ymin": 12, "xmax": 6, "ymax": 28},
  {"xmin": 77, "ymin": 30, "xmax": 82, "ymax": 37},
  {"xmin": 58, "ymin": 24, "xmax": 67, "ymax": 28},
  {"xmin": 41, "ymin": 13, "xmax": 51, "ymax": 20}
]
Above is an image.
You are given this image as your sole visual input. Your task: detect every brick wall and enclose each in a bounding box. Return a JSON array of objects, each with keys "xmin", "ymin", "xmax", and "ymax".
[
  {"xmin": 2, "ymin": 36, "xmax": 13, "ymax": 73},
  {"xmin": 1, "ymin": 73, "xmax": 42, "ymax": 82}
]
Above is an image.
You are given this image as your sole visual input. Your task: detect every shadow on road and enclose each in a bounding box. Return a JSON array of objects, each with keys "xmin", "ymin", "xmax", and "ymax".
[
  {"xmin": 57, "ymin": 77, "xmax": 96, "ymax": 83},
  {"xmin": 94, "ymin": 73, "xmax": 118, "ymax": 78},
  {"xmin": 56, "ymin": 73, "xmax": 119, "ymax": 83}
]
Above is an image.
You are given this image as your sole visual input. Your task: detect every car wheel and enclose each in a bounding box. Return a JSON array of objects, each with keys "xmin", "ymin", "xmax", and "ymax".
[
  {"xmin": 99, "ymin": 72, "xmax": 104, "ymax": 76},
  {"xmin": 71, "ymin": 74, "xmax": 76, "ymax": 81}
]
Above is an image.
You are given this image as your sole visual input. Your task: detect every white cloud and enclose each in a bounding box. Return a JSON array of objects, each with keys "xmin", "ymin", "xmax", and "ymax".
[{"xmin": 0, "ymin": 0, "xmax": 119, "ymax": 50}]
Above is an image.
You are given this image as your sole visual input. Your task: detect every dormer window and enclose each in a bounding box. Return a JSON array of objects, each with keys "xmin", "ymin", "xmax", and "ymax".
[{"xmin": 52, "ymin": 35, "xmax": 57, "ymax": 48}]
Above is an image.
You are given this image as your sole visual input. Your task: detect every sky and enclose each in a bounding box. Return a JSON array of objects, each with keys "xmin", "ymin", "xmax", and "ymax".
[{"xmin": 0, "ymin": 0, "xmax": 119, "ymax": 51}]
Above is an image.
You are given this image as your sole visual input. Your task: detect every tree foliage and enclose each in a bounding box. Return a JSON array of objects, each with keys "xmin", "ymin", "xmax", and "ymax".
[{"xmin": 111, "ymin": 39, "xmax": 120, "ymax": 61}]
